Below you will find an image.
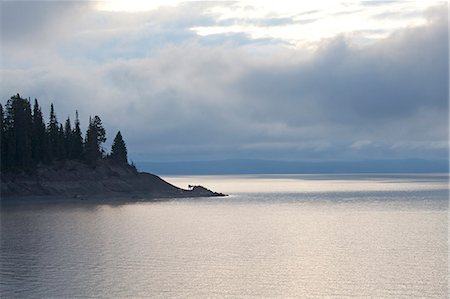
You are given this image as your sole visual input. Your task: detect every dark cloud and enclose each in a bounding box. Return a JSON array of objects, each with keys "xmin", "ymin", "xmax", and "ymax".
[
  {"xmin": 0, "ymin": 3, "xmax": 447, "ymax": 162},
  {"xmin": 1, "ymin": 1, "xmax": 91, "ymax": 44},
  {"xmin": 236, "ymin": 7, "xmax": 448, "ymax": 134}
]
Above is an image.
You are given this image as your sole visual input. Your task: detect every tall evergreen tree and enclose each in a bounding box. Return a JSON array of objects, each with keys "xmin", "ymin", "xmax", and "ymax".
[
  {"xmin": 84, "ymin": 116, "xmax": 96, "ymax": 164},
  {"xmin": 3, "ymin": 98, "xmax": 15, "ymax": 170},
  {"xmin": 84, "ymin": 115, "xmax": 106, "ymax": 165},
  {"xmin": 31, "ymin": 99, "xmax": 47, "ymax": 164},
  {"xmin": 57, "ymin": 123, "xmax": 66, "ymax": 160},
  {"xmin": 70, "ymin": 110, "xmax": 83, "ymax": 160},
  {"xmin": 47, "ymin": 103, "xmax": 59, "ymax": 161},
  {"xmin": 110, "ymin": 131, "xmax": 128, "ymax": 164},
  {"xmin": 3, "ymin": 94, "xmax": 33, "ymax": 171},
  {"xmin": 1, "ymin": 94, "xmax": 128, "ymax": 172},
  {"xmin": 64, "ymin": 116, "xmax": 72, "ymax": 158},
  {"xmin": 0, "ymin": 104, "xmax": 5, "ymax": 171}
]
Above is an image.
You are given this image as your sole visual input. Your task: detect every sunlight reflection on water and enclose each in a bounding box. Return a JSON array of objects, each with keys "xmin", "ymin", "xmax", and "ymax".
[
  {"xmin": 163, "ymin": 173, "xmax": 449, "ymax": 194},
  {"xmin": 1, "ymin": 174, "xmax": 448, "ymax": 298}
]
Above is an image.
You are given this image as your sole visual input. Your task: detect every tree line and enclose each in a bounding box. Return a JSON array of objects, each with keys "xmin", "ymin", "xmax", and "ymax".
[{"xmin": 1, "ymin": 94, "xmax": 129, "ymax": 172}]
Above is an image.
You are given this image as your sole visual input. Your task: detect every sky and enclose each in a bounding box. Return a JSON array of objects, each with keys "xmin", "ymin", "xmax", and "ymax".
[{"xmin": 1, "ymin": 1, "xmax": 448, "ymax": 163}]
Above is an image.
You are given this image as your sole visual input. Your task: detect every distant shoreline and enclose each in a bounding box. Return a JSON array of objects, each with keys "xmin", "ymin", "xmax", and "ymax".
[{"xmin": 137, "ymin": 159, "xmax": 449, "ymax": 175}]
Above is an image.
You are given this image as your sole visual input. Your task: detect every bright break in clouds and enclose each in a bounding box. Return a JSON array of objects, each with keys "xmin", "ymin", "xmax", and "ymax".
[{"xmin": 1, "ymin": 1, "xmax": 448, "ymax": 162}]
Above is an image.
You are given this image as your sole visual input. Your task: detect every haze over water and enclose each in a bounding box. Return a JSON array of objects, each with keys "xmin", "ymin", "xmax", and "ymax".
[{"xmin": 1, "ymin": 174, "xmax": 448, "ymax": 298}]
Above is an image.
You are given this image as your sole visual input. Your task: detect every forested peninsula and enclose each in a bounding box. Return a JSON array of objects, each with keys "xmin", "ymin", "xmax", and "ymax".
[{"xmin": 0, "ymin": 94, "xmax": 224, "ymax": 201}]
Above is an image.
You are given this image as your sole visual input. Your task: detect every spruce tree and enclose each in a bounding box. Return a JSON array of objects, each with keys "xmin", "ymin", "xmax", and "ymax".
[
  {"xmin": 57, "ymin": 123, "xmax": 66, "ymax": 160},
  {"xmin": 64, "ymin": 116, "xmax": 72, "ymax": 159},
  {"xmin": 0, "ymin": 104, "xmax": 5, "ymax": 171},
  {"xmin": 110, "ymin": 131, "xmax": 128, "ymax": 164},
  {"xmin": 84, "ymin": 115, "xmax": 106, "ymax": 165},
  {"xmin": 4, "ymin": 98, "xmax": 15, "ymax": 170},
  {"xmin": 84, "ymin": 116, "xmax": 97, "ymax": 164},
  {"xmin": 47, "ymin": 103, "xmax": 59, "ymax": 161},
  {"xmin": 31, "ymin": 99, "xmax": 47, "ymax": 164},
  {"xmin": 70, "ymin": 110, "xmax": 83, "ymax": 160},
  {"xmin": 3, "ymin": 94, "xmax": 33, "ymax": 171}
]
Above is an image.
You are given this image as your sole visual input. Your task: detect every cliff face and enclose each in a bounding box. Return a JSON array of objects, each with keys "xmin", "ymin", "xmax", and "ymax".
[{"xmin": 1, "ymin": 160, "xmax": 224, "ymax": 199}]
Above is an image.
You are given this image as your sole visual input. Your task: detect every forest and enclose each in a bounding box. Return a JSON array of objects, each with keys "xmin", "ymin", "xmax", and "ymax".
[{"xmin": 0, "ymin": 94, "xmax": 129, "ymax": 173}]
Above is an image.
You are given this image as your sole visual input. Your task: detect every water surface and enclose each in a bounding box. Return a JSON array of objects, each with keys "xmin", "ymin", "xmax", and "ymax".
[{"xmin": 1, "ymin": 174, "xmax": 448, "ymax": 297}]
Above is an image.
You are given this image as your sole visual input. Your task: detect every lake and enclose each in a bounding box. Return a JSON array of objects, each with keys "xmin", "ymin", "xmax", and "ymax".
[{"xmin": 1, "ymin": 174, "xmax": 448, "ymax": 298}]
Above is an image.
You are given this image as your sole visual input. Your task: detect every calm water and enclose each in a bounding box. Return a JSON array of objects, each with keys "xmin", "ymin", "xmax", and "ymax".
[{"xmin": 1, "ymin": 174, "xmax": 448, "ymax": 298}]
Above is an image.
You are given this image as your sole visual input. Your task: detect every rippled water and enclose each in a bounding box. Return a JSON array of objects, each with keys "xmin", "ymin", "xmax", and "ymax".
[{"xmin": 1, "ymin": 174, "xmax": 448, "ymax": 298}]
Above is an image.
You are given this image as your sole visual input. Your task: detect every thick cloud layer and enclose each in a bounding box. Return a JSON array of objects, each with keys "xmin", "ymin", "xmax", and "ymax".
[{"xmin": 1, "ymin": 2, "xmax": 447, "ymax": 162}]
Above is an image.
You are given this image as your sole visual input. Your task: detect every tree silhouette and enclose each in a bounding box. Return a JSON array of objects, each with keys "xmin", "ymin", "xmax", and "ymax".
[
  {"xmin": 47, "ymin": 103, "xmax": 59, "ymax": 161},
  {"xmin": 64, "ymin": 116, "xmax": 72, "ymax": 159},
  {"xmin": 31, "ymin": 99, "xmax": 47, "ymax": 164},
  {"xmin": 57, "ymin": 123, "xmax": 66, "ymax": 160},
  {"xmin": 1, "ymin": 94, "xmax": 129, "ymax": 173},
  {"xmin": 70, "ymin": 110, "xmax": 83, "ymax": 160},
  {"xmin": 84, "ymin": 115, "xmax": 106, "ymax": 165},
  {"xmin": 2, "ymin": 94, "xmax": 33, "ymax": 171},
  {"xmin": 110, "ymin": 131, "xmax": 128, "ymax": 164},
  {"xmin": 0, "ymin": 104, "xmax": 5, "ymax": 171}
]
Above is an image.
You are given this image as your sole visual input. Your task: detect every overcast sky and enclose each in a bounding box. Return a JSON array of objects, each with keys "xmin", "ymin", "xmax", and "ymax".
[{"xmin": 1, "ymin": 1, "xmax": 448, "ymax": 162}]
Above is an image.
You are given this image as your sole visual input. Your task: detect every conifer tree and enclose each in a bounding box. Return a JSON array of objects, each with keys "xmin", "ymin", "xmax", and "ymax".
[
  {"xmin": 31, "ymin": 99, "xmax": 47, "ymax": 164},
  {"xmin": 3, "ymin": 98, "xmax": 15, "ymax": 170},
  {"xmin": 47, "ymin": 103, "xmax": 59, "ymax": 161},
  {"xmin": 84, "ymin": 115, "xmax": 106, "ymax": 165},
  {"xmin": 3, "ymin": 94, "xmax": 33, "ymax": 171},
  {"xmin": 0, "ymin": 104, "xmax": 5, "ymax": 171},
  {"xmin": 64, "ymin": 116, "xmax": 72, "ymax": 158},
  {"xmin": 1, "ymin": 94, "xmax": 129, "ymax": 172},
  {"xmin": 84, "ymin": 116, "xmax": 97, "ymax": 164},
  {"xmin": 70, "ymin": 110, "xmax": 83, "ymax": 160},
  {"xmin": 57, "ymin": 123, "xmax": 66, "ymax": 160},
  {"xmin": 110, "ymin": 131, "xmax": 128, "ymax": 164}
]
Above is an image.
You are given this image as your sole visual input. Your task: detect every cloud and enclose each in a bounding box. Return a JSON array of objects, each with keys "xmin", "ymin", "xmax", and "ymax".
[
  {"xmin": 0, "ymin": 3, "xmax": 447, "ymax": 162},
  {"xmin": 236, "ymin": 6, "xmax": 448, "ymax": 131},
  {"xmin": 1, "ymin": 1, "xmax": 96, "ymax": 47}
]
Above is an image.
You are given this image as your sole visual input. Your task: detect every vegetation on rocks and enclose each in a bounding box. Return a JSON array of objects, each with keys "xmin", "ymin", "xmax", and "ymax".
[
  {"xmin": 1, "ymin": 94, "xmax": 129, "ymax": 173},
  {"xmin": 1, "ymin": 93, "xmax": 225, "ymax": 199}
]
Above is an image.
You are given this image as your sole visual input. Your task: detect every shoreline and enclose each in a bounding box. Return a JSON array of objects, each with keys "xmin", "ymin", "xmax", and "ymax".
[
  {"xmin": 1, "ymin": 192, "xmax": 226, "ymax": 205},
  {"xmin": 1, "ymin": 160, "xmax": 226, "ymax": 202}
]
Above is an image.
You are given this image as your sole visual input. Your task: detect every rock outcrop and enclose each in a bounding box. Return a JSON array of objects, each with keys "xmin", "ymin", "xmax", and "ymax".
[{"xmin": 1, "ymin": 160, "xmax": 225, "ymax": 200}]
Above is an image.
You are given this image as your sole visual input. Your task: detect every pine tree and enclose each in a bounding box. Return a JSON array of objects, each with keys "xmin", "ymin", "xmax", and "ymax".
[
  {"xmin": 57, "ymin": 123, "xmax": 66, "ymax": 160},
  {"xmin": 4, "ymin": 98, "xmax": 15, "ymax": 170},
  {"xmin": 70, "ymin": 110, "xmax": 83, "ymax": 160},
  {"xmin": 92, "ymin": 115, "xmax": 106, "ymax": 146},
  {"xmin": 64, "ymin": 116, "xmax": 72, "ymax": 159},
  {"xmin": 1, "ymin": 95, "xmax": 128, "ymax": 172},
  {"xmin": 0, "ymin": 104, "xmax": 5, "ymax": 171},
  {"xmin": 110, "ymin": 131, "xmax": 128, "ymax": 164},
  {"xmin": 84, "ymin": 116, "xmax": 96, "ymax": 164},
  {"xmin": 47, "ymin": 103, "xmax": 59, "ymax": 161},
  {"xmin": 84, "ymin": 115, "xmax": 106, "ymax": 165},
  {"xmin": 31, "ymin": 99, "xmax": 47, "ymax": 164},
  {"xmin": 3, "ymin": 94, "xmax": 33, "ymax": 171}
]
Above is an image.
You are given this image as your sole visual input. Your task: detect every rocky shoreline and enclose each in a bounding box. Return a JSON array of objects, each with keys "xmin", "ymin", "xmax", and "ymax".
[{"xmin": 1, "ymin": 160, "xmax": 225, "ymax": 203}]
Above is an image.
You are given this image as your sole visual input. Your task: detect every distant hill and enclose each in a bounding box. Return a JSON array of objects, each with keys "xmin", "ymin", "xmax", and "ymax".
[{"xmin": 137, "ymin": 159, "xmax": 449, "ymax": 175}]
